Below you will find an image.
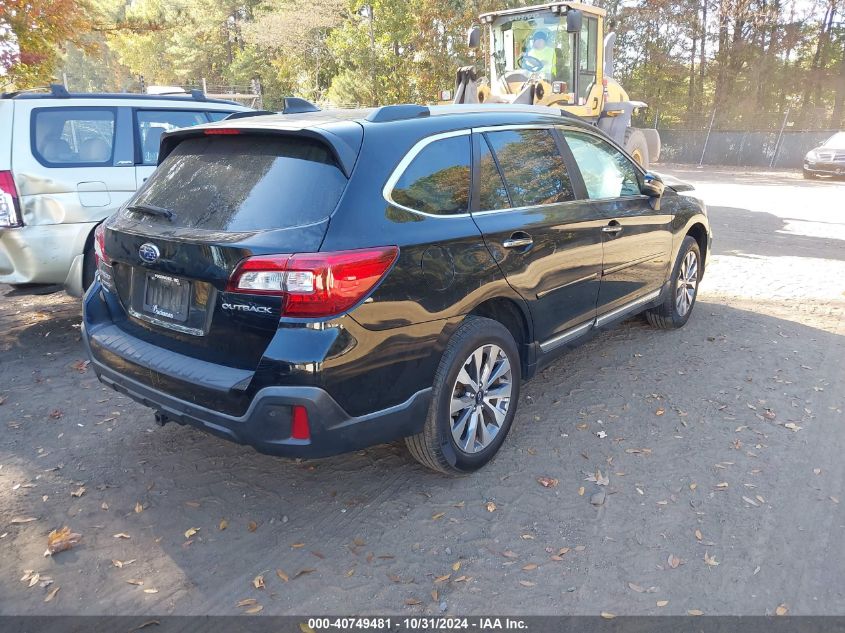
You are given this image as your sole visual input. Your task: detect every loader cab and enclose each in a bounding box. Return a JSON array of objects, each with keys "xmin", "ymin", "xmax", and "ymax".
[{"xmin": 482, "ymin": 3, "xmax": 604, "ymax": 118}]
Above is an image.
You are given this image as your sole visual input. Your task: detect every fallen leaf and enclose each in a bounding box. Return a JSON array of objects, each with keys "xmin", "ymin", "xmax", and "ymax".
[
  {"xmin": 453, "ymin": 575, "xmax": 468, "ymax": 582},
  {"xmin": 114, "ymin": 533, "xmax": 131, "ymax": 539},
  {"xmin": 434, "ymin": 574, "xmax": 451, "ymax": 583},
  {"xmin": 248, "ymin": 521, "xmax": 258, "ymax": 532},
  {"xmin": 813, "ymin": 468, "xmax": 821, "ymax": 475},
  {"xmin": 601, "ymin": 612, "xmax": 616, "ymax": 619},
  {"xmin": 518, "ymin": 580, "xmax": 536, "ymax": 587},
  {"xmin": 404, "ymin": 598, "xmax": 421, "ymax": 606},
  {"xmin": 688, "ymin": 609, "xmax": 704, "ymax": 616},
  {"xmin": 690, "ymin": 483, "xmax": 698, "ymax": 491},
  {"xmin": 112, "ymin": 559, "xmax": 136, "ymax": 568},
  {"xmin": 742, "ymin": 496, "xmax": 760, "ymax": 507},
  {"xmin": 300, "ymin": 624, "xmax": 316, "ymax": 633},
  {"xmin": 185, "ymin": 501, "xmax": 200, "ymax": 508},
  {"xmin": 134, "ymin": 502, "xmax": 143, "ymax": 514},
  {"xmin": 126, "ymin": 579, "xmax": 144, "ymax": 586},
  {"xmin": 628, "ymin": 582, "xmax": 645, "ymax": 593},
  {"xmin": 184, "ymin": 527, "xmax": 200, "ymax": 539},
  {"xmin": 44, "ymin": 586, "xmax": 60, "ymax": 602},
  {"xmin": 574, "ymin": 545, "xmax": 586, "ymax": 552},
  {"xmin": 291, "ymin": 542, "xmax": 305, "ymax": 548},
  {"xmin": 655, "ymin": 408, "xmax": 665, "ymax": 416},
  {"xmin": 219, "ymin": 519, "xmax": 228, "ymax": 531},
  {"xmin": 451, "ymin": 561, "xmax": 461, "ymax": 571},
  {"xmin": 668, "ymin": 554, "xmax": 681, "ymax": 569},
  {"xmin": 252, "ymin": 575, "xmax": 265, "ymax": 589},
  {"xmin": 101, "ymin": 502, "xmax": 109, "ymax": 511},
  {"xmin": 28, "ymin": 573, "xmax": 41, "ymax": 588},
  {"xmin": 704, "ymin": 552, "xmax": 719, "ymax": 567},
  {"xmin": 431, "ymin": 589, "xmax": 438, "ymax": 601},
  {"xmin": 49, "ymin": 409, "xmax": 63, "ymax": 419},
  {"xmin": 431, "ymin": 512, "xmax": 445, "ymax": 520},
  {"xmin": 45, "ymin": 526, "xmax": 81, "ymax": 556},
  {"xmin": 276, "ymin": 569, "xmax": 289, "ymax": 582},
  {"xmin": 558, "ymin": 547, "xmax": 571, "ymax": 556},
  {"xmin": 502, "ymin": 550, "xmax": 518, "ymax": 559},
  {"xmin": 486, "ymin": 501, "xmax": 496, "ymax": 512},
  {"xmin": 10, "ymin": 517, "xmax": 38, "ymax": 524},
  {"xmin": 70, "ymin": 486, "xmax": 85, "ymax": 498},
  {"xmin": 578, "ymin": 486, "xmax": 585, "ymax": 496},
  {"xmin": 236, "ymin": 598, "xmax": 257, "ymax": 607},
  {"xmin": 695, "ymin": 529, "xmax": 703, "ymax": 541},
  {"xmin": 522, "ymin": 563, "xmax": 538, "ymax": 571},
  {"xmin": 537, "ymin": 477, "xmax": 559, "ymax": 488},
  {"xmin": 657, "ymin": 600, "xmax": 669, "ymax": 607},
  {"xmin": 776, "ymin": 604, "xmax": 788, "ymax": 616},
  {"xmin": 143, "ymin": 588, "xmax": 158, "ymax": 594},
  {"xmin": 294, "ymin": 568, "xmax": 315, "ymax": 579},
  {"xmin": 245, "ymin": 604, "xmax": 263, "ymax": 614},
  {"xmin": 585, "ymin": 469, "xmax": 609, "ymax": 486},
  {"xmin": 784, "ymin": 423, "xmax": 802, "ymax": 432}
]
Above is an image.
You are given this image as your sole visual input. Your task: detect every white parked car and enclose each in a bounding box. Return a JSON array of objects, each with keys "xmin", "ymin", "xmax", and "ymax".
[{"xmin": 0, "ymin": 85, "xmax": 251, "ymax": 295}]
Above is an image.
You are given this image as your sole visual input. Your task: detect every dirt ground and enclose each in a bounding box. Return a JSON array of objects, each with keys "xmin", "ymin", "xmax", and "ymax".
[{"xmin": 1, "ymin": 166, "xmax": 843, "ymax": 617}]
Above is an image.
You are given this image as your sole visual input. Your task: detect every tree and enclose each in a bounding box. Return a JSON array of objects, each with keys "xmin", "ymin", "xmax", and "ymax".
[{"xmin": 0, "ymin": 0, "xmax": 94, "ymax": 89}]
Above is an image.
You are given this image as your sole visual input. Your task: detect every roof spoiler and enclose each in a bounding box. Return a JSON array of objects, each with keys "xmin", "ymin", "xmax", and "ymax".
[{"xmin": 282, "ymin": 97, "xmax": 320, "ymax": 114}]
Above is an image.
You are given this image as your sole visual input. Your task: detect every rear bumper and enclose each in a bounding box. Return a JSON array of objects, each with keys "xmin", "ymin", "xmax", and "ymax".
[
  {"xmin": 82, "ymin": 283, "xmax": 433, "ymax": 458},
  {"xmin": 84, "ymin": 328, "xmax": 431, "ymax": 458}
]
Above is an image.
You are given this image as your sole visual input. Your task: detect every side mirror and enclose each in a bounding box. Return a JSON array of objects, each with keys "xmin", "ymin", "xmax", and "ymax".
[
  {"xmin": 642, "ymin": 172, "xmax": 665, "ymax": 209},
  {"xmin": 467, "ymin": 25, "xmax": 481, "ymax": 49},
  {"xmin": 566, "ymin": 9, "xmax": 582, "ymax": 33}
]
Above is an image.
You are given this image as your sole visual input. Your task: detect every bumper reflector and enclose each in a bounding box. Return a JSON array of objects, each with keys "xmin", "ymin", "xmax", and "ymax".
[{"xmin": 291, "ymin": 405, "xmax": 311, "ymax": 440}]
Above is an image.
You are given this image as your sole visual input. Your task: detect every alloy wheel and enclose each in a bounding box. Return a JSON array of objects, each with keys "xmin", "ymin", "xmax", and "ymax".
[
  {"xmin": 449, "ymin": 344, "xmax": 513, "ymax": 454},
  {"xmin": 675, "ymin": 250, "xmax": 699, "ymax": 317}
]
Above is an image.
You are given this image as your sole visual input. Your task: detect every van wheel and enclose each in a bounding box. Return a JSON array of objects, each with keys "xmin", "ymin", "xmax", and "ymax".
[
  {"xmin": 405, "ymin": 316, "xmax": 521, "ymax": 474},
  {"xmin": 645, "ymin": 236, "xmax": 701, "ymax": 329}
]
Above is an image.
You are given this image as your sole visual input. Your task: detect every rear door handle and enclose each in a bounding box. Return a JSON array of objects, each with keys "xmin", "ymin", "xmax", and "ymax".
[
  {"xmin": 503, "ymin": 236, "xmax": 533, "ymax": 248},
  {"xmin": 602, "ymin": 225, "xmax": 623, "ymax": 234}
]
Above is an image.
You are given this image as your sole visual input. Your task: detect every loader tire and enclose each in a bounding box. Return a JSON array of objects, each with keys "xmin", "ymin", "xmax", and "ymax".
[{"xmin": 624, "ymin": 128, "xmax": 649, "ymax": 169}]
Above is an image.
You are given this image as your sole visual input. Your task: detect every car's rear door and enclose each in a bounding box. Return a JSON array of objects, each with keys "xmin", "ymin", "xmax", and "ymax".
[
  {"xmin": 559, "ymin": 128, "xmax": 673, "ymax": 323},
  {"xmin": 469, "ymin": 126, "xmax": 605, "ymax": 350}
]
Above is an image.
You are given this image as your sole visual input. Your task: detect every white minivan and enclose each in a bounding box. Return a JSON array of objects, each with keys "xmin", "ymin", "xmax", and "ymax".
[{"xmin": 0, "ymin": 85, "xmax": 251, "ymax": 295}]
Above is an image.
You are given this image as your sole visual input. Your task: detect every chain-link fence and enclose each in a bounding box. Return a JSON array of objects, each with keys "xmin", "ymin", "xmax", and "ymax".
[{"xmin": 634, "ymin": 109, "xmax": 841, "ymax": 169}]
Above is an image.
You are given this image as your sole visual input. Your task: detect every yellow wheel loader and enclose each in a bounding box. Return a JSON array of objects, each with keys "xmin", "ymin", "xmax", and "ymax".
[{"xmin": 450, "ymin": 2, "xmax": 660, "ymax": 168}]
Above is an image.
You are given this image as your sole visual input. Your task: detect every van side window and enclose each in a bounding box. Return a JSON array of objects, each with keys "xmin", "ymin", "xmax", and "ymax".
[
  {"xmin": 32, "ymin": 108, "xmax": 115, "ymax": 166},
  {"xmin": 136, "ymin": 110, "xmax": 209, "ymax": 164},
  {"xmin": 390, "ymin": 135, "xmax": 470, "ymax": 215}
]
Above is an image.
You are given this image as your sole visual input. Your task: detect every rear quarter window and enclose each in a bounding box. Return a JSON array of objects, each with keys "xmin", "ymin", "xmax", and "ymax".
[
  {"xmin": 388, "ymin": 134, "xmax": 470, "ymax": 215},
  {"xmin": 31, "ymin": 107, "xmax": 116, "ymax": 166},
  {"xmin": 128, "ymin": 135, "xmax": 347, "ymax": 232}
]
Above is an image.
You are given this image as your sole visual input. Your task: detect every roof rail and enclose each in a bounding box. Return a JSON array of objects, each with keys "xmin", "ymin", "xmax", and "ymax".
[
  {"xmin": 366, "ymin": 104, "xmax": 429, "ymax": 123},
  {"xmin": 224, "ymin": 110, "xmax": 276, "ymax": 120},
  {"xmin": 281, "ymin": 97, "xmax": 320, "ymax": 114},
  {"xmin": 190, "ymin": 89, "xmax": 207, "ymax": 102}
]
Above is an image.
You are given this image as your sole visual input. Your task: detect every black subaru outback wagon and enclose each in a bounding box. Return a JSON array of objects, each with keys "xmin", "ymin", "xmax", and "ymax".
[{"xmin": 82, "ymin": 104, "xmax": 711, "ymax": 474}]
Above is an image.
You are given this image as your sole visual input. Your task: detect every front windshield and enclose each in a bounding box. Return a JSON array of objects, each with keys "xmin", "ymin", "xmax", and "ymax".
[{"xmin": 492, "ymin": 10, "xmax": 575, "ymax": 90}]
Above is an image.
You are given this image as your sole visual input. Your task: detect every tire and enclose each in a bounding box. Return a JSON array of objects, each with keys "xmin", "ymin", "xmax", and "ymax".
[
  {"xmin": 640, "ymin": 128, "xmax": 661, "ymax": 163},
  {"xmin": 405, "ymin": 316, "xmax": 521, "ymax": 474},
  {"xmin": 624, "ymin": 128, "xmax": 649, "ymax": 170},
  {"xmin": 645, "ymin": 236, "xmax": 701, "ymax": 330}
]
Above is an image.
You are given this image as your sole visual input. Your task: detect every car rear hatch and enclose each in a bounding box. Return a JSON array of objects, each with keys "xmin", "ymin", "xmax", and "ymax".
[{"xmin": 94, "ymin": 128, "xmax": 358, "ymax": 407}]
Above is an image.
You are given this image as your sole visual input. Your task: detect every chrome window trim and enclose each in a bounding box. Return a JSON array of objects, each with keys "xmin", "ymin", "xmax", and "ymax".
[{"xmin": 381, "ymin": 129, "xmax": 472, "ymax": 219}]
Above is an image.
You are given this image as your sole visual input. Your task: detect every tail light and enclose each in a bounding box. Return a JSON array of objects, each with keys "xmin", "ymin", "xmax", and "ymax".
[
  {"xmin": 227, "ymin": 246, "xmax": 399, "ymax": 318},
  {"xmin": 93, "ymin": 222, "xmax": 110, "ymax": 266},
  {"xmin": 93, "ymin": 223, "xmax": 116, "ymax": 292},
  {"xmin": 0, "ymin": 170, "xmax": 22, "ymax": 228}
]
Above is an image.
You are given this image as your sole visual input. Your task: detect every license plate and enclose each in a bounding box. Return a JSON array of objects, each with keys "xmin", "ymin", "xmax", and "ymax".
[{"xmin": 143, "ymin": 273, "xmax": 190, "ymax": 322}]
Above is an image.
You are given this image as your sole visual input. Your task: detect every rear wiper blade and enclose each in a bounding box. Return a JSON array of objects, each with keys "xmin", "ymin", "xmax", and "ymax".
[{"xmin": 127, "ymin": 203, "xmax": 174, "ymax": 220}]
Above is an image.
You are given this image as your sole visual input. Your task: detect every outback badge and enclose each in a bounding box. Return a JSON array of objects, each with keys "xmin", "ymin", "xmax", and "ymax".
[{"xmin": 139, "ymin": 243, "xmax": 160, "ymax": 264}]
